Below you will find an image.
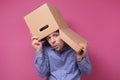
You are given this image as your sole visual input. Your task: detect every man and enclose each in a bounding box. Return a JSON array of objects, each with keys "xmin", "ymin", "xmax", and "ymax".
[{"xmin": 32, "ymin": 30, "xmax": 92, "ymax": 80}]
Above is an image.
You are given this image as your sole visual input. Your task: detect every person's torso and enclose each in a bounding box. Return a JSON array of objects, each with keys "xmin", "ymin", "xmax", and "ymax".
[{"xmin": 44, "ymin": 45, "xmax": 81, "ymax": 80}]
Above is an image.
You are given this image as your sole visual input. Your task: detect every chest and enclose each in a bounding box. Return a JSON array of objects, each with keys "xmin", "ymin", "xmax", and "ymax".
[{"xmin": 47, "ymin": 49, "xmax": 77, "ymax": 71}]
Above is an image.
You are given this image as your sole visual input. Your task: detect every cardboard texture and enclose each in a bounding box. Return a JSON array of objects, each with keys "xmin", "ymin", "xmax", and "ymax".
[
  {"xmin": 60, "ymin": 28, "xmax": 88, "ymax": 53},
  {"xmin": 24, "ymin": 3, "xmax": 68, "ymax": 40},
  {"xmin": 24, "ymin": 3, "xmax": 88, "ymax": 53}
]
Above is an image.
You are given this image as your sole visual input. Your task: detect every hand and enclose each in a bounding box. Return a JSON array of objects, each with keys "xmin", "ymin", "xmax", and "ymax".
[
  {"xmin": 76, "ymin": 43, "xmax": 87, "ymax": 61},
  {"xmin": 31, "ymin": 36, "xmax": 44, "ymax": 51}
]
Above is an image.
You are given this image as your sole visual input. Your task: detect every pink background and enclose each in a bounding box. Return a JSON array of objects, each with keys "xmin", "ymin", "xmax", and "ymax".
[{"xmin": 0, "ymin": 0, "xmax": 120, "ymax": 80}]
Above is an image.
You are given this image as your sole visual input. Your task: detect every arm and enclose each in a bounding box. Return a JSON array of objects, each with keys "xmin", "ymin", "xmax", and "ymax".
[
  {"xmin": 34, "ymin": 50, "xmax": 50, "ymax": 77},
  {"xmin": 77, "ymin": 53, "xmax": 92, "ymax": 75},
  {"xmin": 76, "ymin": 43, "xmax": 92, "ymax": 75},
  {"xmin": 32, "ymin": 36, "xmax": 50, "ymax": 77}
]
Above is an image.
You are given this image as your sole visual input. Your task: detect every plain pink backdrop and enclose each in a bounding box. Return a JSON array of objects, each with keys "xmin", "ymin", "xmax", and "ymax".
[{"xmin": 0, "ymin": 0, "xmax": 120, "ymax": 80}]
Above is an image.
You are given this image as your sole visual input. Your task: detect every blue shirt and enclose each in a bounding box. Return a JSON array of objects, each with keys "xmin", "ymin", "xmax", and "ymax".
[{"xmin": 34, "ymin": 44, "xmax": 92, "ymax": 80}]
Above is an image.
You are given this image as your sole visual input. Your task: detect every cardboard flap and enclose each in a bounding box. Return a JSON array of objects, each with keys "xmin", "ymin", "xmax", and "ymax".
[{"xmin": 60, "ymin": 28, "xmax": 88, "ymax": 53}]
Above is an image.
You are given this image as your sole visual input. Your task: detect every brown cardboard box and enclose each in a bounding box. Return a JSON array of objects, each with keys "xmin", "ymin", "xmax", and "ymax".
[
  {"xmin": 60, "ymin": 28, "xmax": 88, "ymax": 53},
  {"xmin": 24, "ymin": 3, "xmax": 68, "ymax": 40},
  {"xmin": 24, "ymin": 3, "xmax": 88, "ymax": 54}
]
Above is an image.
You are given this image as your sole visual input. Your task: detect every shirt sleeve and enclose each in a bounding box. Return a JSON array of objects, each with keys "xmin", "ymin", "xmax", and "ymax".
[
  {"xmin": 77, "ymin": 53, "xmax": 92, "ymax": 75},
  {"xmin": 34, "ymin": 50, "xmax": 50, "ymax": 77}
]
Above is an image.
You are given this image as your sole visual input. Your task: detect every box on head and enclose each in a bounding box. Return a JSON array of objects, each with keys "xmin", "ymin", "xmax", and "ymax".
[{"xmin": 24, "ymin": 3, "xmax": 88, "ymax": 54}]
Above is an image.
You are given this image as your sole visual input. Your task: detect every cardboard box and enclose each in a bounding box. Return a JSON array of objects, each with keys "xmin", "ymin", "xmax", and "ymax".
[
  {"xmin": 24, "ymin": 3, "xmax": 88, "ymax": 54},
  {"xmin": 24, "ymin": 3, "xmax": 68, "ymax": 40},
  {"xmin": 60, "ymin": 28, "xmax": 88, "ymax": 53}
]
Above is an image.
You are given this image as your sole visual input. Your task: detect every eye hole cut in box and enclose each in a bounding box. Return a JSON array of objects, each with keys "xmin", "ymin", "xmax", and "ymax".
[{"xmin": 39, "ymin": 25, "xmax": 49, "ymax": 31}]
